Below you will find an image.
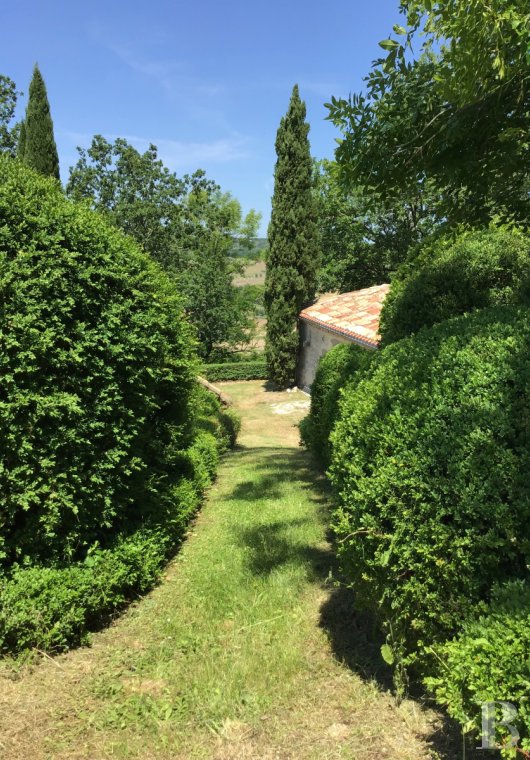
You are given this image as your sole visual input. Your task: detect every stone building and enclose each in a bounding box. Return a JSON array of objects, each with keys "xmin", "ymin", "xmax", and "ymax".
[{"xmin": 297, "ymin": 284, "xmax": 389, "ymax": 391}]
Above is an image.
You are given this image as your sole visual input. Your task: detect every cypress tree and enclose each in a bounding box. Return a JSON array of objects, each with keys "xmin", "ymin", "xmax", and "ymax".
[
  {"xmin": 264, "ymin": 85, "xmax": 319, "ymax": 387},
  {"xmin": 23, "ymin": 64, "xmax": 60, "ymax": 179}
]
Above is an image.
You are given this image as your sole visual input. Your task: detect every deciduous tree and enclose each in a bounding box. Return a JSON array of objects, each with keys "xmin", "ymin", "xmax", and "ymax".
[
  {"xmin": 0, "ymin": 74, "xmax": 20, "ymax": 156},
  {"xmin": 67, "ymin": 136, "xmax": 261, "ymax": 359},
  {"xmin": 326, "ymin": 1, "xmax": 530, "ymax": 228},
  {"xmin": 314, "ymin": 159, "xmax": 436, "ymax": 293}
]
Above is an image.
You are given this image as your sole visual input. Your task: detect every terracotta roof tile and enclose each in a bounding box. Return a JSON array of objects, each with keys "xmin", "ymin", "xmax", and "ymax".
[{"xmin": 299, "ymin": 284, "xmax": 390, "ymax": 348}]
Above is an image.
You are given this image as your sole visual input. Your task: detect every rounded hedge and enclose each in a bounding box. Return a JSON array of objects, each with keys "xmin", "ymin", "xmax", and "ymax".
[
  {"xmin": 0, "ymin": 157, "xmax": 197, "ymax": 568},
  {"xmin": 300, "ymin": 343, "xmax": 374, "ymax": 466},
  {"xmin": 426, "ymin": 580, "xmax": 530, "ymax": 756},
  {"xmin": 0, "ymin": 386, "xmax": 239, "ymax": 655},
  {"xmin": 380, "ymin": 226, "xmax": 530, "ymax": 345},
  {"xmin": 330, "ymin": 306, "xmax": 530, "ymax": 671}
]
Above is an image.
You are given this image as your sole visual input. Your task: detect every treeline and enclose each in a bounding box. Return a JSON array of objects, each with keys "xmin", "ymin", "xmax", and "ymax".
[
  {"xmin": 302, "ymin": 1, "xmax": 530, "ymax": 755},
  {"xmin": 0, "ymin": 65, "xmax": 263, "ymax": 364}
]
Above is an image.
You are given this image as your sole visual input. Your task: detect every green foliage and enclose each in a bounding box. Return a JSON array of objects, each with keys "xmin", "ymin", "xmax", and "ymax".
[
  {"xmin": 314, "ymin": 159, "xmax": 436, "ymax": 293},
  {"xmin": 0, "ymin": 156, "xmax": 197, "ymax": 567},
  {"xmin": 181, "ymin": 232, "xmax": 256, "ymax": 359},
  {"xmin": 426, "ymin": 581, "xmax": 530, "ymax": 757},
  {"xmin": 0, "ymin": 384, "xmax": 237, "ymax": 655},
  {"xmin": 21, "ymin": 65, "xmax": 60, "ymax": 179},
  {"xmin": 219, "ymin": 408, "xmax": 241, "ymax": 449},
  {"xmin": 67, "ymin": 136, "xmax": 261, "ymax": 359},
  {"xmin": 194, "ymin": 385, "xmax": 241, "ymax": 451},
  {"xmin": 329, "ymin": 306, "xmax": 530, "ymax": 678},
  {"xmin": 400, "ymin": 0, "xmax": 529, "ymax": 101},
  {"xmin": 265, "ymin": 85, "xmax": 320, "ymax": 387},
  {"xmin": 234, "ymin": 284, "xmax": 264, "ymax": 323},
  {"xmin": 230, "ymin": 236, "xmax": 268, "ymax": 259},
  {"xmin": 380, "ymin": 226, "xmax": 530, "ymax": 344},
  {"xmin": 202, "ymin": 361, "xmax": 268, "ymax": 382},
  {"xmin": 326, "ymin": 2, "xmax": 530, "ymax": 228},
  {"xmin": 67, "ymin": 136, "xmax": 216, "ymax": 273},
  {"xmin": 17, "ymin": 119, "xmax": 25, "ymax": 159},
  {"xmin": 0, "ymin": 529, "xmax": 171, "ymax": 653},
  {"xmin": 187, "ymin": 432, "xmax": 220, "ymax": 491},
  {"xmin": 0, "ymin": 74, "xmax": 20, "ymax": 156},
  {"xmin": 300, "ymin": 343, "xmax": 374, "ymax": 467}
]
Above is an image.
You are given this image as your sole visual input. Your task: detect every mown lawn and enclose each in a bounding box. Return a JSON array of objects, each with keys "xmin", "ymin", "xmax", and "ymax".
[{"xmin": 0, "ymin": 382, "xmax": 450, "ymax": 759}]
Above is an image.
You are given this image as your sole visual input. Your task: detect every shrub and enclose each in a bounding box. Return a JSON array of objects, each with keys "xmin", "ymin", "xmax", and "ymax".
[
  {"xmin": 330, "ymin": 306, "xmax": 530, "ymax": 677},
  {"xmin": 426, "ymin": 581, "xmax": 530, "ymax": 757},
  {"xmin": 0, "ymin": 529, "xmax": 170, "ymax": 653},
  {"xmin": 194, "ymin": 385, "xmax": 241, "ymax": 451},
  {"xmin": 0, "ymin": 386, "xmax": 238, "ymax": 655},
  {"xmin": 0, "ymin": 157, "xmax": 197, "ymax": 567},
  {"xmin": 380, "ymin": 226, "xmax": 530, "ymax": 345},
  {"xmin": 219, "ymin": 408, "xmax": 242, "ymax": 448},
  {"xmin": 300, "ymin": 343, "xmax": 374, "ymax": 466},
  {"xmin": 188, "ymin": 432, "xmax": 220, "ymax": 491},
  {"xmin": 206, "ymin": 350, "xmax": 264, "ymax": 364},
  {"xmin": 202, "ymin": 361, "xmax": 268, "ymax": 381}
]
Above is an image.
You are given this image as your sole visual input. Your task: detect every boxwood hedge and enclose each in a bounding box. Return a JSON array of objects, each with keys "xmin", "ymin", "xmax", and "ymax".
[
  {"xmin": 380, "ymin": 226, "xmax": 530, "ymax": 345},
  {"xmin": 0, "ymin": 157, "xmax": 197, "ymax": 568},
  {"xmin": 0, "ymin": 158, "xmax": 241, "ymax": 654},
  {"xmin": 0, "ymin": 390, "xmax": 238, "ymax": 654},
  {"xmin": 202, "ymin": 361, "xmax": 268, "ymax": 382},
  {"xmin": 299, "ymin": 343, "xmax": 375, "ymax": 466},
  {"xmin": 426, "ymin": 580, "xmax": 530, "ymax": 757},
  {"xmin": 330, "ymin": 306, "xmax": 530, "ymax": 677}
]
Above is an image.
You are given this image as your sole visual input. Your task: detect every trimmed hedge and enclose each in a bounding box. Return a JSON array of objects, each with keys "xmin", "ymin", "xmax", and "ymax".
[
  {"xmin": 0, "ymin": 157, "xmax": 197, "ymax": 568},
  {"xmin": 202, "ymin": 361, "xmax": 268, "ymax": 381},
  {"xmin": 426, "ymin": 581, "xmax": 530, "ymax": 756},
  {"xmin": 330, "ymin": 306, "xmax": 530, "ymax": 679},
  {"xmin": 194, "ymin": 384, "xmax": 241, "ymax": 449},
  {"xmin": 380, "ymin": 226, "xmax": 530, "ymax": 345},
  {"xmin": 0, "ymin": 157, "xmax": 241, "ymax": 655},
  {"xmin": 0, "ymin": 390, "xmax": 238, "ymax": 654},
  {"xmin": 299, "ymin": 343, "xmax": 374, "ymax": 466},
  {"xmin": 0, "ymin": 528, "xmax": 172, "ymax": 653}
]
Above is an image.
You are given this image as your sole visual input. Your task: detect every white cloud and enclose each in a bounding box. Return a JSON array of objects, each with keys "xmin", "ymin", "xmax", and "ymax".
[
  {"xmin": 125, "ymin": 134, "xmax": 251, "ymax": 168},
  {"xmin": 61, "ymin": 130, "xmax": 251, "ymax": 169},
  {"xmin": 107, "ymin": 44, "xmax": 226, "ymax": 99}
]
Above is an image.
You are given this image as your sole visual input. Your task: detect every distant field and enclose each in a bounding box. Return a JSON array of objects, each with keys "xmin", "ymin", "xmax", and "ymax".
[{"xmin": 233, "ymin": 259, "xmax": 266, "ymax": 287}]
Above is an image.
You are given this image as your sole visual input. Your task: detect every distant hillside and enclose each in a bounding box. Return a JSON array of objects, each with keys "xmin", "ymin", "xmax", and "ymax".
[
  {"xmin": 230, "ymin": 237, "xmax": 268, "ymax": 258},
  {"xmin": 233, "ymin": 259, "xmax": 266, "ymax": 287}
]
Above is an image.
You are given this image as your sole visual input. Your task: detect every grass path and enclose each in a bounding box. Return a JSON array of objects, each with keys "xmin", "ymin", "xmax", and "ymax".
[{"xmin": 0, "ymin": 381, "xmax": 445, "ymax": 759}]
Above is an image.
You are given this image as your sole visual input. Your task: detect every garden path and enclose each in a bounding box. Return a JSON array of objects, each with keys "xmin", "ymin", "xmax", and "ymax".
[{"xmin": 0, "ymin": 381, "xmax": 445, "ymax": 759}]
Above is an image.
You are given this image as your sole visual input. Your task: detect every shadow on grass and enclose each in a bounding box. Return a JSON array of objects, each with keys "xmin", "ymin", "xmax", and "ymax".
[
  {"xmin": 238, "ymin": 516, "xmax": 334, "ymax": 579},
  {"xmin": 228, "ymin": 446, "xmax": 328, "ymax": 503},
  {"xmin": 229, "ymin": 447, "xmax": 393, "ymax": 682},
  {"xmin": 228, "ymin": 444, "xmax": 481, "ymax": 760}
]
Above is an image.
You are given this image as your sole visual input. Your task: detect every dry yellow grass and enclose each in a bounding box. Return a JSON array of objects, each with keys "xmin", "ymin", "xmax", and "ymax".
[{"xmin": 233, "ymin": 260, "xmax": 266, "ymax": 287}]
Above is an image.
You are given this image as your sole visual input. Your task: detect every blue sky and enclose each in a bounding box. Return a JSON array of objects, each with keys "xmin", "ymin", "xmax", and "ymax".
[{"xmin": 3, "ymin": 0, "xmax": 402, "ymax": 234}]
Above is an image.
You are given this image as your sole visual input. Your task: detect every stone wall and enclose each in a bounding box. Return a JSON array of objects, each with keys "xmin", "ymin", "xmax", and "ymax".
[{"xmin": 297, "ymin": 320, "xmax": 351, "ymax": 391}]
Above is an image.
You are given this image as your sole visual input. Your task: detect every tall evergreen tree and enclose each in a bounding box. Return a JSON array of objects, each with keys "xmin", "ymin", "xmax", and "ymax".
[
  {"xmin": 265, "ymin": 85, "xmax": 319, "ymax": 387},
  {"xmin": 22, "ymin": 64, "xmax": 59, "ymax": 179}
]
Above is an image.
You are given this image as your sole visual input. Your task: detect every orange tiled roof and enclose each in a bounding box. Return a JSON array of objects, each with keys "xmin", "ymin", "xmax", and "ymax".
[{"xmin": 299, "ymin": 284, "xmax": 390, "ymax": 348}]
